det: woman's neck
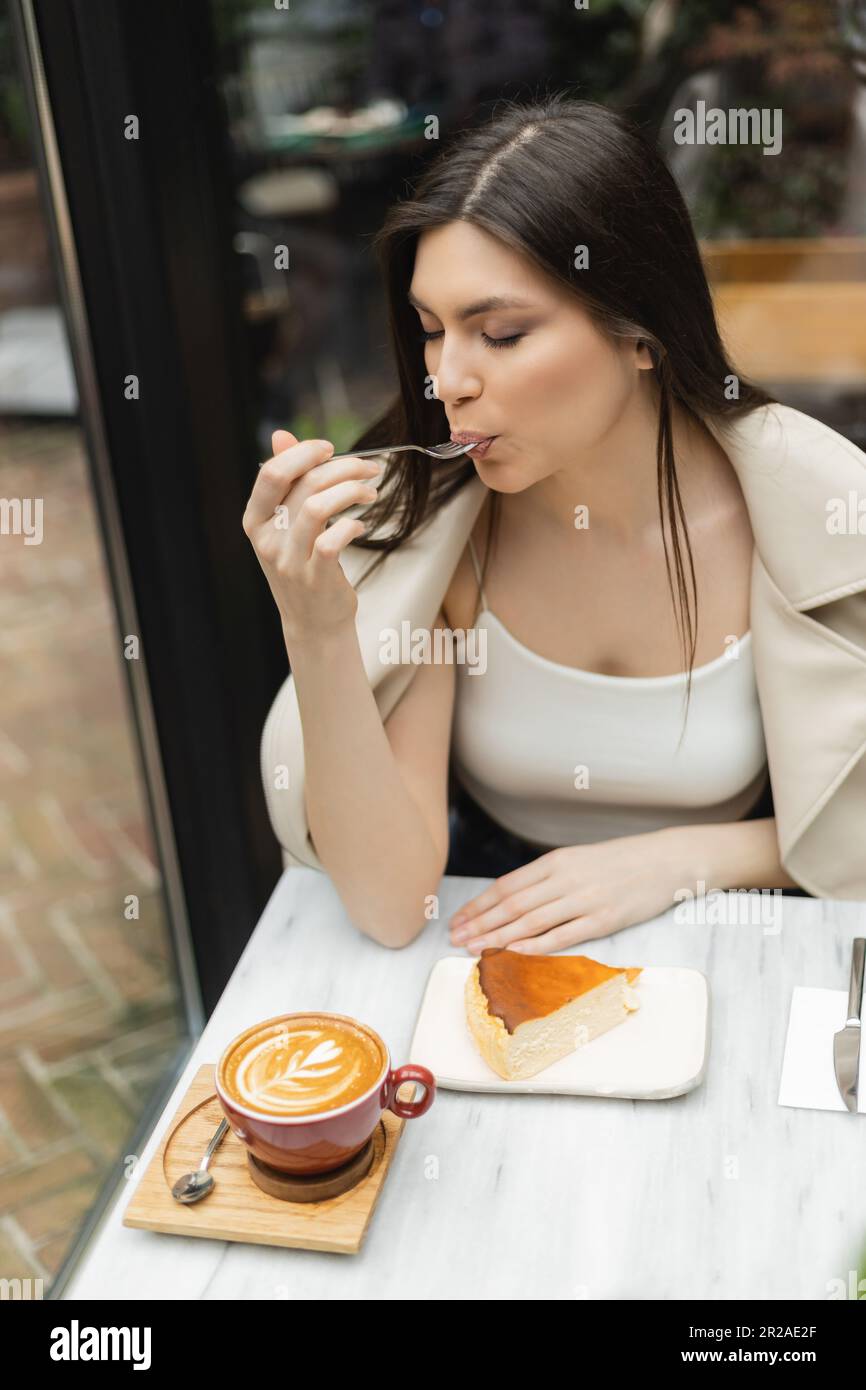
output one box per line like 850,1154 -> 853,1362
503,390 -> 726,549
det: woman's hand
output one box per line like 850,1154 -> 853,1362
242,429 -> 382,645
448,829 -> 685,953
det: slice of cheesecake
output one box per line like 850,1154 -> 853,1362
465,946 -> 642,1081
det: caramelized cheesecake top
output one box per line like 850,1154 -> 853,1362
477,946 -> 642,1034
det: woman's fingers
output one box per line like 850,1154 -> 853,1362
247,439 -> 383,534
272,428 -> 297,453
244,438 -> 335,529
242,431 -> 376,640
294,454 -> 382,504
292,477 -> 379,560
450,854 -> 552,926
451,877 -> 556,940
509,918 -> 603,954
461,898 -> 573,952
310,514 -> 367,565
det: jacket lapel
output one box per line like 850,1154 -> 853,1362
705,404 -> 866,895
343,476 -> 486,722
705,402 -> 866,608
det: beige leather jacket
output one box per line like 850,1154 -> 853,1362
260,403 -> 866,899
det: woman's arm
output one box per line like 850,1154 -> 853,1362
657,816 -> 800,892
243,431 -> 456,947
288,610 -> 455,948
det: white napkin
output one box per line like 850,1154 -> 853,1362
778,986 -> 865,1113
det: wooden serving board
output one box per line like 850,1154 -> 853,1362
122,1064 -> 407,1254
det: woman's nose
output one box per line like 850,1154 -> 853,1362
431,351 -> 481,406
435,380 -> 479,411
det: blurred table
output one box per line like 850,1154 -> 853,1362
703,236 -> 866,384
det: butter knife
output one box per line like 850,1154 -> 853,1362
833,937 -> 865,1112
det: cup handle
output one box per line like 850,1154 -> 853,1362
387,1064 -> 435,1118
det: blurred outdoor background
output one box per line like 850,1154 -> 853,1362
1,0 -> 865,1293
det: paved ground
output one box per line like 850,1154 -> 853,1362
0,420 -> 185,1289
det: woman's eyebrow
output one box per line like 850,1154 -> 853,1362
407,290 -> 535,321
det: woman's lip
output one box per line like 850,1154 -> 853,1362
466,436 -> 497,458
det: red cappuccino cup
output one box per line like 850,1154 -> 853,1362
215,1011 -> 435,1176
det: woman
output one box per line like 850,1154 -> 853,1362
244,95 -> 866,949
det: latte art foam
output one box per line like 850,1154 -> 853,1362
222,1019 -> 385,1117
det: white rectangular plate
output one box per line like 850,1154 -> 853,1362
409,956 -> 710,1100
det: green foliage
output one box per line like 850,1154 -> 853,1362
286,410 -> 367,455
691,138 -> 850,238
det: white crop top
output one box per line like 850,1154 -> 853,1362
450,535 -> 770,848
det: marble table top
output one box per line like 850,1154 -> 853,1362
64,869 -> 866,1300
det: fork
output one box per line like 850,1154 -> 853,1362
258,440 -> 474,469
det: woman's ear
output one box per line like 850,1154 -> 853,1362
634,338 -> 656,370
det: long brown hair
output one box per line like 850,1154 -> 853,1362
349,93 -> 775,732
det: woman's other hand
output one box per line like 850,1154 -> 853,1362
448,829 -> 687,952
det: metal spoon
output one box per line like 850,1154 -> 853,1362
171,1118 -> 230,1203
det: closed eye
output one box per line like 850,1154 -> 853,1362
418,329 -> 524,350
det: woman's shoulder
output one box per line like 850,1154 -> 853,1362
722,401 -> 866,481
718,401 -> 866,613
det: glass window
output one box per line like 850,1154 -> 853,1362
0,0 -> 195,1296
